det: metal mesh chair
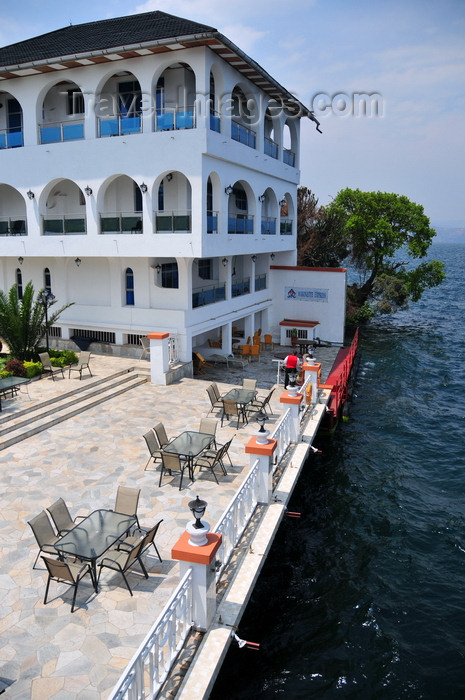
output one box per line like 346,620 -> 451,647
42,556 -> 94,612
97,539 -> 148,596
28,511 -> 59,569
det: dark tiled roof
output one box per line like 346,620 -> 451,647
0,11 -> 217,67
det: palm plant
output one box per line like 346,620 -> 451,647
0,282 -> 72,361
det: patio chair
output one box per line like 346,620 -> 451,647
140,337 -> 150,360
114,485 -> 140,530
47,497 -> 85,535
159,452 -> 189,490
119,519 -> 164,563
197,435 -> 234,470
42,556 -> 94,613
247,388 -> 275,417
39,352 -> 64,380
194,444 -> 227,484
206,385 -> 222,414
28,510 -> 60,569
143,430 -> 163,470
221,399 -> 247,429
153,422 -> 171,449
199,417 -> 218,447
97,538 -> 148,596
193,352 -> 213,375
237,344 -> 251,361
68,351 -> 92,380
249,344 -> 260,363
242,378 -> 257,392
262,334 -> 274,350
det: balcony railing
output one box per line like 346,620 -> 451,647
231,120 -> 256,149
255,273 -> 266,291
210,111 -> 221,133
232,277 -> 250,297
192,283 -> 226,308
97,115 -> 141,138
283,148 -> 296,166
280,218 -> 293,235
0,217 -> 26,235
156,107 -> 195,131
207,211 -> 218,233
261,217 -> 277,235
155,210 -> 191,233
42,214 -> 86,235
264,136 -> 278,159
100,213 -> 143,234
39,120 -> 84,144
0,128 -> 23,149
228,214 -> 254,234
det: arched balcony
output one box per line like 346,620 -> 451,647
154,173 -> 192,234
96,73 -> 142,138
154,63 -> 196,132
0,185 -> 26,235
227,182 -> 254,234
231,86 -> 256,149
99,176 -> 143,234
259,188 -> 278,235
39,81 -> 85,144
41,180 -> 87,235
0,92 -> 23,149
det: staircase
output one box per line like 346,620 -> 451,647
0,367 -> 150,450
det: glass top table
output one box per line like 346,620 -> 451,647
54,509 -> 136,590
163,430 -> 215,481
222,388 -> 256,405
0,376 -> 31,411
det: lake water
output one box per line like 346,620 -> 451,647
211,243 -> 465,699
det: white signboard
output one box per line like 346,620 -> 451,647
285,287 -> 329,302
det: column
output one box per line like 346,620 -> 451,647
147,331 -> 170,384
279,390 -> 304,442
245,437 -> 278,504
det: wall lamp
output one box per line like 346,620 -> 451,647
258,193 -> 266,203
166,173 -> 173,182
279,198 -> 286,207
74,258 -> 81,267
270,253 -> 275,261
84,186 -> 92,196
251,254 -> 257,263
225,185 -> 233,195
222,257 -> 228,267
18,256 -> 23,265
27,190 -> 34,200
140,183 -> 147,193
155,264 -> 161,274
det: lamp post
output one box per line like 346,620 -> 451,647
287,370 -> 298,397
38,290 -> 55,353
187,496 -> 209,546
255,410 -> 270,444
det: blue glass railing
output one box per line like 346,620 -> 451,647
283,148 -> 296,166
231,278 -> 250,297
228,215 -> 254,234
192,284 -> 226,308
255,274 -> 267,291
39,121 -> 84,144
0,129 -> 23,149
261,218 -> 277,235
156,108 -> 195,131
264,137 -> 278,159
231,120 -> 256,149
207,213 -> 218,233
98,116 -> 141,137
210,112 -> 221,132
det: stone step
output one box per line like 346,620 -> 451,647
0,370 -> 149,450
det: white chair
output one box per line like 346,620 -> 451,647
140,337 -> 150,360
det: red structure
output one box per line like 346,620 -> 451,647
319,328 -> 359,433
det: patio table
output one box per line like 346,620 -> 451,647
0,376 -> 31,411
221,388 -> 256,426
54,509 -> 136,591
163,430 -> 215,481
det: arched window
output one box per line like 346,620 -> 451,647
44,267 -> 51,293
16,268 -> 23,300
125,267 -> 134,305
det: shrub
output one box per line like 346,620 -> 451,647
0,370 -> 13,378
23,361 -> 42,378
4,358 -> 27,377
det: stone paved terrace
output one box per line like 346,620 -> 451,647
0,344 -> 338,699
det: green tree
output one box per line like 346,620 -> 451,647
0,282 -> 73,360
327,188 -> 445,320
297,187 -> 349,267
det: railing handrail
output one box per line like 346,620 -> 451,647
269,407 -> 293,470
108,568 -> 193,700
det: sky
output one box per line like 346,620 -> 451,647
1,0 -> 464,228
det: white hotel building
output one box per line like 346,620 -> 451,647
0,11 -> 345,369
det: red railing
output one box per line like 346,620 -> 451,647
322,329 -> 359,425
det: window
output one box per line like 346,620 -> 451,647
44,267 -> 51,293
134,182 -> 142,212
161,262 -> 179,288
158,183 -> 164,211
118,80 -> 142,116
67,89 -> 84,115
16,268 -> 23,300
198,259 -> 212,280
125,267 -> 134,305
234,188 -> 247,211
156,77 -> 165,114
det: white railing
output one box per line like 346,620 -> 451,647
269,408 -> 294,470
214,459 -> 260,581
168,335 -> 179,366
108,568 -> 193,700
298,376 -> 312,421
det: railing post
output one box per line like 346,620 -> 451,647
172,531 -> 222,631
245,438 -> 278,504
279,390 -> 304,442
302,361 -> 321,406
147,332 -> 170,384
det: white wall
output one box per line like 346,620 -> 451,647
268,266 -> 347,345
